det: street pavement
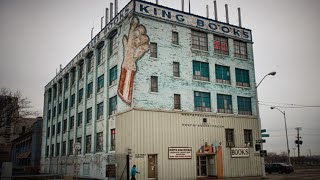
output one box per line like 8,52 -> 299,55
227,168 -> 320,180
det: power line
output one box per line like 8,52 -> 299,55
259,101 -> 320,107
259,103 -> 320,109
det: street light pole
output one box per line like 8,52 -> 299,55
270,107 -> 291,165
255,71 -> 276,177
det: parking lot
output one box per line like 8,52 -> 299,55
228,168 -> 320,180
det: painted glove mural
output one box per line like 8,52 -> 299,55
118,17 -> 150,105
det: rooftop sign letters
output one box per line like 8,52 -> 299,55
135,0 -> 252,41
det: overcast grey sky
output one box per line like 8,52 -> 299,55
1,0 -> 319,155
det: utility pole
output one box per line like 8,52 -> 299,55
295,127 -> 302,158
293,147 -> 296,157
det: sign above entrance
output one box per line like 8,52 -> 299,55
168,147 -> 192,159
231,148 -> 249,158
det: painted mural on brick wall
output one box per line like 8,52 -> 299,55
118,17 -> 150,104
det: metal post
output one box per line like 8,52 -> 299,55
255,85 -> 266,177
206,5 -> 209,18
110,3 -> 114,20
105,8 -> 109,25
115,0 -> 118,15
238,7 -> 242,27
101,16 -> 104,30
214,0 -> 218,20
225,4 -> 229,23
283,111 -> 291,164
182,0 -> 184,12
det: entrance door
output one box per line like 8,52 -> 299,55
197,155 -> 208,176
148,154 -> 157,178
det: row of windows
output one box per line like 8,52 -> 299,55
47,33 -> 118,102
225,129 -> 253,147
173,91 -> 252,115
47,96 -> 117,134
45,128 -> 116,157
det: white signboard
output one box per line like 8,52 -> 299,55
168,147 -> 192,159
231,148 -> 249,158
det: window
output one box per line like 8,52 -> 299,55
58,103 -> 62,115
71,94 -> 75,108
53,106 -> 56,118
58,80 -> 62,95
57,122 -> 61,134
173,62 -> 180,77
97,45 -> 105,65
225,129 -> 234,147
47,109 -> 51,120
86,135 -> 91,153
191,30 -> 208,51
63,119 -> 67,133
65,74 -> 69,90
56,143 -> 60,156
109,96 -> 117,115
217,94 -> 232,114
86,108 -> 92,124
78,89 -> 83,103
215,65 -> 230,84
97,75 -> 104,92
70,116 -> 74,130
47,127 -> 50,138
150,76 -> 158,92
96,132 -> 103,152
244,129 -> 253,147
150,42 -> 157,58
53,84 -> 57,99
236,68 -> 250,87
110,33 -> 118,55
237,96 -> 252,115
111,129 -> 116,151
97,102 -> 104,119
51,144 -> 54,157
79,62 -> 84,79
234,40 -> 248,59
77,112 -> 83,127
77,138 -> 82,154
52,125 -> 55,136
71,69 -> 76,85
87,82 -> 93,98
87,55 -> 94,73
109,66 -> 117,86
174,94 -> 181,109
194,91 -> 211,112
48,89 -> 52,102
62,141 -> 66,156
172,31 -> 179,45
64,98 -> 68,111
46,145 -> 49,157
213,35 -> 229,55
69,139 -> 73,155
193,61 -> 209,81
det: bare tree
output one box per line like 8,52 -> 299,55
0,87 -> 38,129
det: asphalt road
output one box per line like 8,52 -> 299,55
227,168 -> 320,180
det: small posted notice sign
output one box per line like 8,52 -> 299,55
168,147 -> 192,159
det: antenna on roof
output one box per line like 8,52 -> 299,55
181,0 -> 184,12
59,64 -> 62,72
189,0 -> 191,13
156,0 -> 158,5
238,7 -> 242,27
105,8 -> 109,25
214,0 -> 218,20
225,4 -> 229,23
206,5 -> 209,18
115,0 -> 118,15
101,16 -> 104,30
91,27 -> 94,39
110,2 -> 114,20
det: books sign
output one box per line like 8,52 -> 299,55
168,147 -> 192,159
231,148 -> 249,158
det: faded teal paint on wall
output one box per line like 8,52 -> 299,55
132,16 -> 258,116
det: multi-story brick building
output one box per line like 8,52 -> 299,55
41,0 -> 262,179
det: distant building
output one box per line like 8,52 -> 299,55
42,0 -> 262,179
10,117 -> 43,174
0,96 -> 37,167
